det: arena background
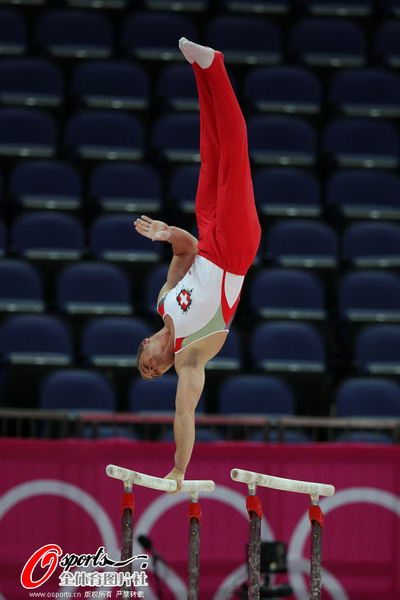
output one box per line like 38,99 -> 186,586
0,0 -> 400,598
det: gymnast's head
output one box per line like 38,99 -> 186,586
137,332 -> 174,380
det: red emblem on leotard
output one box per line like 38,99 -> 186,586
177,288 -> 192,312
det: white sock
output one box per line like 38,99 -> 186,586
179,37 -> 215,69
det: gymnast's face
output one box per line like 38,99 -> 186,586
137,336 -> 174,380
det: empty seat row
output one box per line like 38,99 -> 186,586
0,0 -> 399,18
2,215 -> 400,271
0,108 -> 399,169
30,368 -> 400,442
254,168 -> 400,220
35,369 -> 400,423
3,59 -> 400,123
2,213 -> 163,262
2,258 -> 400,323
1,9 -> 400,66
2,162 -> 400,222
1,313 -> 400,376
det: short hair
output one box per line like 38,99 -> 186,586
136,339 -> 157,380
136,340 -> 145,369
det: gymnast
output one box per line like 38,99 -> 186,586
134,39 -> 261,490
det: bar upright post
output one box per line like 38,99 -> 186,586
246,484 -> 262,600
309,495 -> 324,600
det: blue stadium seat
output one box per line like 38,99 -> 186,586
121,13 -> 197,61
152,114 -> 200,162
342,222 -> 400,268
0,9 -> 26,56
129,374 -> 205,413
168,165 -> 200,213
57,263 -> 133,316
249,429 -> 311,443
222,0 -> 289,14
244,66 -> 321,115
251,321 -> 326,372
375,22 -> 400,68
9,160 -> 81,211
36,10 -> 112,59
339,271 -> 400,323
248,116 -> 316,166
327,170 -> 400,220
64,0 -> 126,7
82,317 -> 151,367
218,375 -> 294,415
144,0 -> 209,12
249,269 -> 326,321
335,431 -> 394,443
0,108 -> 56,158
355,325 -> 400,375
336,378 -> 400,417
300,0 -> 372,17
0,58 -> 62,108
330,69 -> 400,118
90,215 -> 162,263
323,119 -> 399,169
157,64 -> 198,111
205,16 -> 282,65
40,369 -> 115,411
144,264 -> 169,313
71,62 -> 149,111
11,213 -> 84,260
253,168 -> 321,218
206,326 -> 242,370
381,0 -> 400,17
0,219 -> 5,257
0,259 -> 44,314
90,163 -> 162,213
65,111 -> 144,161
0,314 -> 72,365
289,18 -> 366,67
160,428 -> 222,442
1,0 -> 47,4
266,221 -> 338,268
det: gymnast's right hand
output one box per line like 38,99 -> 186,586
134,215 -> 171,242
164,467 -> 184,493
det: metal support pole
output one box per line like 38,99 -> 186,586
309,495 -> 324,600
121,483 -> 134,563
188,492 -> 201,600
120,483 -> 134,592
246,484 -> 262,600
107,465 -> 215,598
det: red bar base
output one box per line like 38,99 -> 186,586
309,504 -> 324,528
188,501 -> 201,523
246,495 -> 263,519
121,491 -> 135,514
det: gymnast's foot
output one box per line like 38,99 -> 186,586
179,37 -> 215,69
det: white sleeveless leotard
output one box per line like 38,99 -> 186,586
157,255 -> 244,354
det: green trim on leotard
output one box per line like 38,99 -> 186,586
180,304 -> 227,349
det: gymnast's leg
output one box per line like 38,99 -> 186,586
181,39 -> 261,276
179,38 -> 220,245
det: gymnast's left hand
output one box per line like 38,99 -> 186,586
134,215 -> 171,242
164,467 -> 184,493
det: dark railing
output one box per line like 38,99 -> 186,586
1,409 -> 399,442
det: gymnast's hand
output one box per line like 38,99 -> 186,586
164,467 -> 184,493
134,215 -> 171,242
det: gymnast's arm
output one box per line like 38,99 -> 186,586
133,215 -> 198,293
175,364 -> 205,470
163,226 -> 198,291
164,350 -> 205,491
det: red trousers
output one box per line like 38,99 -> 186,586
193,52 -> 261,276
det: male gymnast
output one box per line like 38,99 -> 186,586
134,39 -> 261,490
